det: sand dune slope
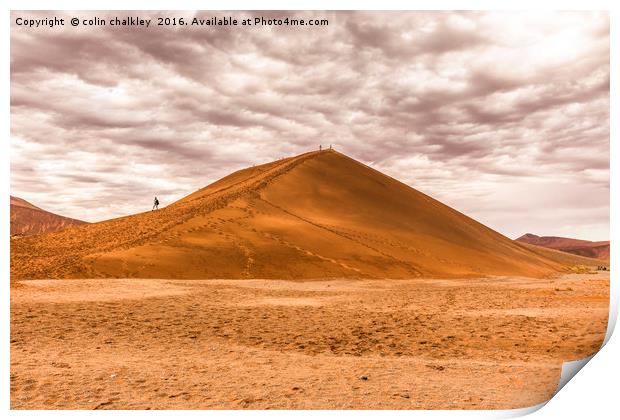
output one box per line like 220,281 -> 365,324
10,150 -> 597,280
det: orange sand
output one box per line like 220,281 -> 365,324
10,272 -> 608,409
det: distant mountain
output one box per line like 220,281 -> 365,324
10,196 -> 87,236
516,233 -> 609,261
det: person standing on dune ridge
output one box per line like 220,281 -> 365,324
153,196 -> 159,211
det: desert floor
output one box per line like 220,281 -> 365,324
10,272 -> 609,409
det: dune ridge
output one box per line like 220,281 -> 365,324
10,150 -> 603,280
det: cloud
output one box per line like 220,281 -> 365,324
10,11 -> 609,240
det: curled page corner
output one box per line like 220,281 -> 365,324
603,284 -> 618,346
493,402 -> 547,418
497,284 -> 617,418
547,287 -> 617,402
555,355 -> 596,395
550,290 -> 617,399
489,355 -> 600,419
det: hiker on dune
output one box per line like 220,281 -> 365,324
153,196 -> 159,211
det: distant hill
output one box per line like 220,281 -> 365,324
516,233 -> 609,261
10,196 -> 87,236
10,150 -> 601,280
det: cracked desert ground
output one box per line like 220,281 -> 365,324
10,272 -> 608,409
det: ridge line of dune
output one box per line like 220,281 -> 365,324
10,151 -> 328,279
172,150 -> 322,218
175,155 -> 300,206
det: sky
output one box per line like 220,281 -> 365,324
10,11 -> 609,240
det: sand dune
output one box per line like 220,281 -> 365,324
10,150 -> 603,280
10,196 -> 86,237
516,233 -> 610,261
10,150 -> 610,410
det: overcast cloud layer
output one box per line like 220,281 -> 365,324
11,11 -> 609,240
